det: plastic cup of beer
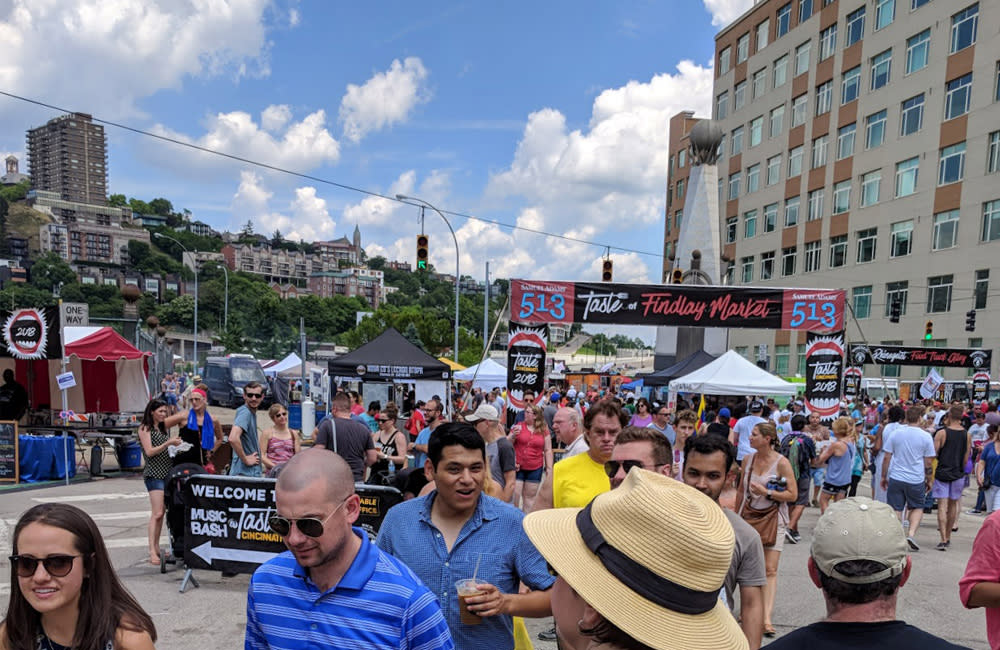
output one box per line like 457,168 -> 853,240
455,578 -> 483,625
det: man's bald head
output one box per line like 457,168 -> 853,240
276,448 -> 355,502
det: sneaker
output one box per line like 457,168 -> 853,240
936,541 -> 948,551
967,509 -> 985,515
906,537 -> 920,551
785,529 -> 798,544
538,626 -> 557,642
792,530 -> 803,543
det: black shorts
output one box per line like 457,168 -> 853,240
822,482 -> 850,495
794,474 -> 811,506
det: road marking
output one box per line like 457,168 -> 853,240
1,510 -> 151,526
32,491 -> 148,503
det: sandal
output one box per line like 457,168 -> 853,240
763,625 -> 776,637
149,555 -> 161,566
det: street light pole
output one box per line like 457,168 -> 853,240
154,233 -> 198,369
396,194 -> 460,362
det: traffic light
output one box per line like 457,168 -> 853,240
671,268 -> 683,284
966,309 -> 977,332
416,234 -> 429,270
924,321 -> 933,340
601,259 -> 613,282
889,299 -> 901,323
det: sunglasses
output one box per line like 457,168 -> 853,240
268,497 -> 349,538
275,412 -> 288,418
603,460 -> 660,478
9,554 -> 81,578
377,418 -> 391,423
245,392 -> 263,399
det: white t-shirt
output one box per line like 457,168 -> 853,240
884,425 -> 936,484
734,415 -> 766,461
970,423 -> 990,445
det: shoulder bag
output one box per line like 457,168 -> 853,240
739,458 -> 780,547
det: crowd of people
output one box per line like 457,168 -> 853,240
5,384 -> 1000,649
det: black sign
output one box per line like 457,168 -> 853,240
843,368 -> 862,400
0,422 -> 17,483
511,280 -> 846,332
804,332 -> 844,420
1,307 -> 61,359
973,372 -> 990,403
507,322 -> 547,421
848,344 -> 991,369
184,475 -> 403,574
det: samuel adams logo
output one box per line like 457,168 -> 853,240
970,351 -> 989,369
850,345 -> 870,366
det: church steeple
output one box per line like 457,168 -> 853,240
353,223 -> 361,250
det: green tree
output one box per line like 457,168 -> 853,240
0,179 -> 30,203
403,322 -> 426,351
149,198 -> 173,216
128,198 -> 153,215
157,294 -> 195,329
217,322 -> 249,354
29,253 -> 76,292
367,255 -> 386,271
108,194 -> 127,207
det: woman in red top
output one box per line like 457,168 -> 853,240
510,404 -> 552,511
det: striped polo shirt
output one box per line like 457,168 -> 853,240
245,527 -> 454,650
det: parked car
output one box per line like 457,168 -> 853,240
203,355 -> 271,408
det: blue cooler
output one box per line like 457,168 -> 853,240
288,404 -> 302,430
117,441 -> 143,471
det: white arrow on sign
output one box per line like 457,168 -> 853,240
191,540 -> 279,565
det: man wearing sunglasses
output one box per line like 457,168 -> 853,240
246,449 -> 454,649
606,426 -> 673,489
229,381 -> 265,477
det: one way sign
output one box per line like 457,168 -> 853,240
61,302 -> 89,326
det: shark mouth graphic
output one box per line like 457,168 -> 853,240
805,397 -> 840,419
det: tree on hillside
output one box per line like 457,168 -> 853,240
128,198 -> 153,215
108,194 -> 127,207
149,198 -> 173,216
29,253 -> 76,292
403,322 -> 426,351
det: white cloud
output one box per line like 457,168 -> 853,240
703,0 -> 754,27
231,170 -> 337,242
260,105 -> 292,132
341,169 -> 450,229
0,0 -> 278,120
339,57 -> 431,143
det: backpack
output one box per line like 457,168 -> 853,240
780,433 -> 813,481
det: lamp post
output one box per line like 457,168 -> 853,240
209,260 -> 229,330
154,232 -> 198,369
396,194 -> 460,363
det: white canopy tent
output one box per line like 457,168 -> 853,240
264,352 -> 302,377
668,350 -> 798,396
454,358 -> 507,390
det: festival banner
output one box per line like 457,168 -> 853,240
804,331 -> 844,419
848,343 -> 991,369
507,322 -> 547,423
511,279 -> 844,332
843,367 -> 862,400
0,307 -> 61,359
973,371 -> 990,403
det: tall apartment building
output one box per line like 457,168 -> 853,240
700,0 -> 999,382
26,113 -> 108,205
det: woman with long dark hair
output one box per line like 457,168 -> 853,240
2,503 -> 157,649
137,398 -> 181,566
628,398 -> 653,428
509,403 -> 552,511
163,383 -> 218,468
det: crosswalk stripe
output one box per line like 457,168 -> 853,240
2,510 -> 151,526
32,492 -> 148,503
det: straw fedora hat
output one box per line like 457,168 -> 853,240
524,468 -> 747,650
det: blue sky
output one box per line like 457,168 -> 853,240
0,0 -> 752,286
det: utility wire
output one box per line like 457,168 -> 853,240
0,90 -> 663,258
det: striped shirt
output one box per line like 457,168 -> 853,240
245,527 -> 454,650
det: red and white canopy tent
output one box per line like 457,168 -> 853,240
0,326 -> 151,414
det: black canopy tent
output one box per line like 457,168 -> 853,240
640,350 -> 718,387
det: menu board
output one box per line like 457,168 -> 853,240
0,421 -> 18,483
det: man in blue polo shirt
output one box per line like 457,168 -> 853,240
245,449 -> 453,649
378,422 -> 554,649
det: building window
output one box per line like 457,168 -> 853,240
764,202 -> 778,232
719,47 -> 732,74
797,343 -> 807,375
678,150 -> 686,167
752,68 -> 767,99
737,33 -> 750,64
741,256 -> 754,283
983,200 -> 1000,242
795,40 -> 812,76
830,235 -> 848,268
729,172 -> 742,200
886,281 -> 909,317
731,126 -> 744,154
761,251 -> 775,280
833,180 -> 851,214
975,269 -> 989,309
890,220 -> 913,257
785,196 -> 801,226
939,142 -> 966,185
837,123 -> 856,159
791,94 -> 808,127
775,344 -> 790,375
676,179 -> 686,199
819,24 -> 837,61
788,145 -> 804,177
777,3 -> 792,38
841,66 -> 861,104
944,73 -> 973,120
932,210 -> 960,250
895,157 -> 919,197
988,131 -> 1000,174
726,216 -> 739,243
782,247 -> 797,276
734,80 -> 747,110
857,228 -> 877,263
927,275 -> 954,312
950,4 -> 979,54
905,29 -> 930,74
853,286 -> 873,318
769,105 -> 785,139
804,240 -> 821,272
812,134 -> 829,168
773,54 -> 788,87
900,94 -> 924,136
995,62 -> 1000,102
749,116 -> 764,147
767,155 -> 782,185
799,0 -> 813,22
861,170 -> 881,207
871,50 -> 892,90
756,19 -> 770,51
808,189 -> 825,221
715,92 -> 728,119
845,7 -> 865,47
912,0 -> 930,9
865,110 -> 887,149
815,81 -> 832,115
875,0 -> 895,31
746,164 -> 761,193
744,210 -> 758,238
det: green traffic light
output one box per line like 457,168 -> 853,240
417,260 -> 427,270
924,333 -> 932,340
